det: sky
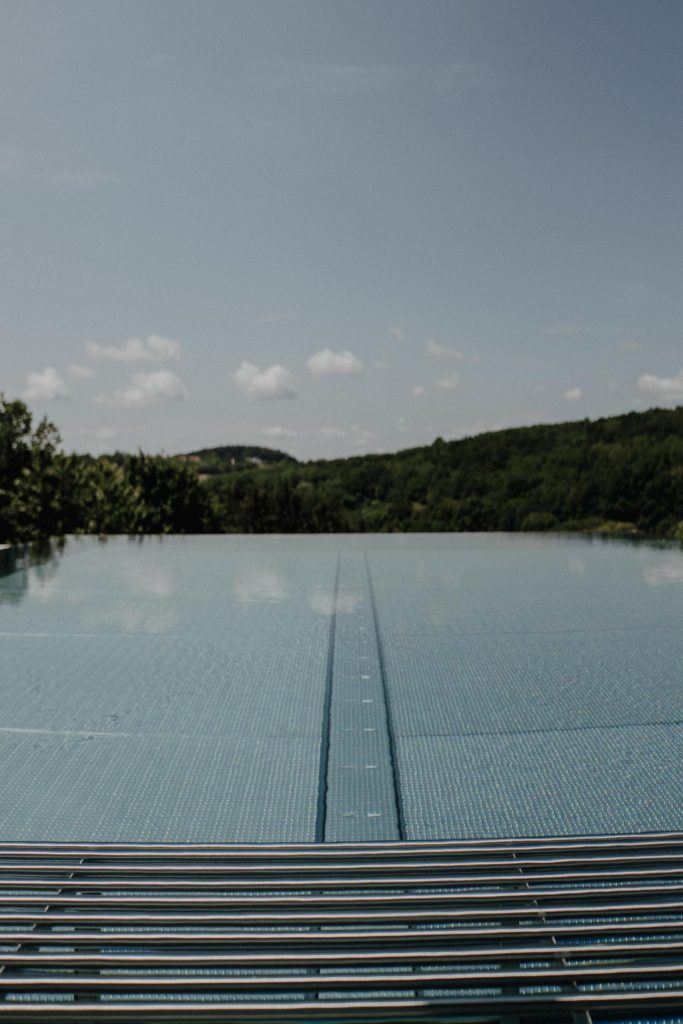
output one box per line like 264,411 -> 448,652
1,0 -> 682,460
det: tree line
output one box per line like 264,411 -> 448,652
0,397 -> 218,541
2,393 -> 683,542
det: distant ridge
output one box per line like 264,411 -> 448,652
4,393 -> 683,541
199,405 -> 683,536
175,445 -> 297,474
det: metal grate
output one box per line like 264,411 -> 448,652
2,833 -> 683,1021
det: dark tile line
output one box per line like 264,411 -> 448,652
399,716 -> 683,743
314,555 -> 340,844
363,553 -> 406,842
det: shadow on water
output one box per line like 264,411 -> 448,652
0,537 -> 66,605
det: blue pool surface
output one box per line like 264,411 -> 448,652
1,533 -> 683,842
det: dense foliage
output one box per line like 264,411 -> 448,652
2,394 -> 683,542
207,409 -> 683,537
0,396 -> 220,541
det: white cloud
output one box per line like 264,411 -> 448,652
391,326 -> 405,342
146,335 -> 181,359
564,387 -> 582,401
96,370 -> 188,406
85,426 -> 118,441
234,361 -> 297,400
86,334 -> 180,362
447,419 -> 504,440
436,373 -> 460,390
426,339 -> 463,359
606,380 -> 621,393
621,339 -> 643,352
320,427 -> 348,438
307,348 -> 363,375
74,425 -> 119,453
412,385 -> 427,396
319,425 -> 380,449
68,364 -> 95,380
543,325 -> 582,337
87,339 -> 145,361
350,426 -> 377,448
22,367 -> 69,401
638,369 -> 683,403
261,426 -> 298,440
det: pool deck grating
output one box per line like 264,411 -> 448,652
2,833 -> 683,1020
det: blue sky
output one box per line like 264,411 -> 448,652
1,0 -> 682,459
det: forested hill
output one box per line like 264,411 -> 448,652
1,394 -> 683,541
175,445 -> 297,474
206,406 -> 683,535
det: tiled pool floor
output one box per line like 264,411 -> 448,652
1,533 -> 683,842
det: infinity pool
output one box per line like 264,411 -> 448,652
1,533 -> 683,842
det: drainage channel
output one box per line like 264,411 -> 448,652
319,551 -> 401,843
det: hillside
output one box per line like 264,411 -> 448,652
2,394 -> 683,540
175,445 -> 297,475
205,406 -> 683,536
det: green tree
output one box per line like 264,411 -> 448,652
0,395 -> 63,542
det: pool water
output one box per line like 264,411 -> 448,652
1,533 -> 682,843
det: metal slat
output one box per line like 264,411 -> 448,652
3,937 -> 683,968
2,831 -> 683,858
4,923 -> 683,945
5,865 -> 683,890
6,834 -> 683,858
6,849 -> 683,871
5,881 -> 683,908
3,992 -> 683,1022
5,960 -> 683,992
3,834 -> 683,1022
1,904 -> 683,927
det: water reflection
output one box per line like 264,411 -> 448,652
0,535 -> 185,633
644,555 -> 683,587
81,603 -> 180,634
234,568 -> 288,605
0,538 -> 66,605
566,557 -> 587,577
308,588 -> 361,616
82,549 -> 180,634
121,559 -> 175,599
